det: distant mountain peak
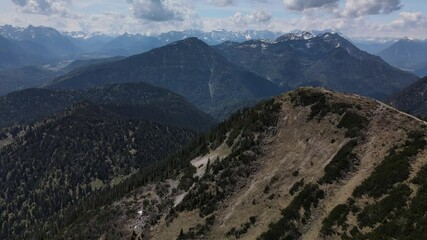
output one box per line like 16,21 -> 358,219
63,31 -> 110,40
177,36 -> 204,44
275,31 -> 315,42
165,37 -> 211,49
379,36 -> 427,73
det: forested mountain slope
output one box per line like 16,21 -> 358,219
388,76 -> 427,118
48,37 -> 282,119
0,82 -> 215,131
0,36 -> 46,69
0,66 -> 56,96
32,88 -> 427,240
215,32 -> 418,99
0,102 -> 196,239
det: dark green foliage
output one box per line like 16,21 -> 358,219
264,185 -> 271,194
176,100 -> 281,217
291,89 -> 357,122
354,164 -> 427,239
337,111 -> 369,138
258,184 -> 325,240
177,166 -> 197,191
412,163 -> 427,186
226,128 -> 241,147
0,82 -> 215,131
388,76 -> 427,118
289,179 -> 305,196
176,215 -> 216,240
321,203 -> 351,236
130,231 -> 137,240
291,90 -> 330,121
0,102 -> 195,240
30,98 -> 281,240
291,90 -> 326,107
320,140 -> 359,184
353,131 -> 426,198
357,184 -> 411,228
270,176 -> 279,184
226,216 -> 258,238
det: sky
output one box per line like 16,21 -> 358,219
0,0 -> 426,39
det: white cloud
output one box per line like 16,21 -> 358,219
390,12 -> 427,28
206,0 -> 236,7
341,0 -> 402,17
368,12 -> 427,38
11,0 -> 71,16
283,0 -> 338,12
126,0 -> 193,22
251,9 -> 272,23
202,9 -> 273,31
2,0 -> 427,40
204,0 -> 271,7
232,9 -> 272,25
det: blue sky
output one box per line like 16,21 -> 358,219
0,0 -> 426,39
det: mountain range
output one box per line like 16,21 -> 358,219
0,35 -> 50,69
378,39 -> 427,76
352,39 -> 395,54
2,24 -> 427,240
0,25 -> 283,72
0,27 -> 421,123
23,88 -> 427,240
0,25 -> 80,60
44,32 -> 419,120
67,29 -> 283,57
215,32 -> 418,100
48,37 -> 282,119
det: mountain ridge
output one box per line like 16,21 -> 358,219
0,82 -> 215,131
48,37 -> 282,119
215,32 -> 418,99
26,88 -> 427,240
0,66 -> 57,96
378,38 -> 427,76
388,76 -> 427,118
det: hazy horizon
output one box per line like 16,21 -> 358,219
0,0 -> 426,39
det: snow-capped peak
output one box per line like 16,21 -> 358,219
276,31 -> 315,42
63,31 -> 111,40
